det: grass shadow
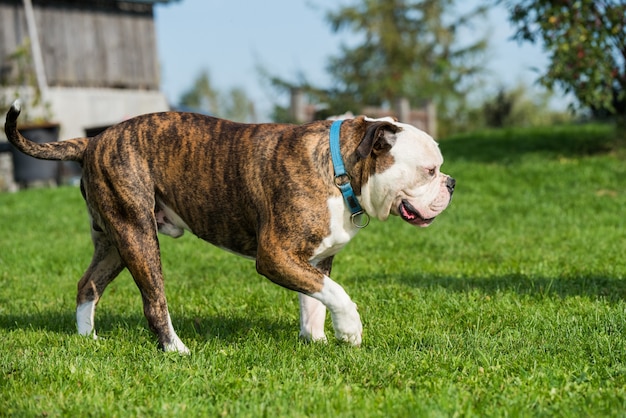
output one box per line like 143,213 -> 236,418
0,307 -> 293,345
371,272 -> 626,302
180,313 -> 294,344
440,124 -> 618,164
0,309 -> 76,334
3,273 -> 624,344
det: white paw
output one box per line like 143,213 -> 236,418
162,314 -> 190,354
299,329 -> 328,343
76,301 -> 97,339
330,302 -> 362,346
298,293 -> 328,343
163,336 -> 190,355
308,276 -> 363,347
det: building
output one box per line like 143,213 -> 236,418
0,0 -> 178,189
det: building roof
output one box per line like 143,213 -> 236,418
3,0 -> 181,4
123,0 -> 181,3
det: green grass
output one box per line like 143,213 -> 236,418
1,123 -> 625,416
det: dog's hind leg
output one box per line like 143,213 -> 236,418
117,227 -> 189,354
101,205 -> 189,354
76,222 -> 125,339
80,162 -> 188,353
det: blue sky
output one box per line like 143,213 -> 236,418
154,0 -> 551,119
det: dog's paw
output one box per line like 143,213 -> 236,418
76,301 -> 98,339
299,330 -> 328,344
162,336 -> 191,355
330,303 -> 363,346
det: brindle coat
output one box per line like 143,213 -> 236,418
5,103 -> 401,351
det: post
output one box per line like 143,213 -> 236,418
394,97 -> 410,123
426,100 -> 437,137
290,88 -> 306,123
22,0 -> 49,101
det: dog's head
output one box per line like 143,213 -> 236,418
352,116 -> 454,227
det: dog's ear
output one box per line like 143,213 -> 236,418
356,120 -> 400,159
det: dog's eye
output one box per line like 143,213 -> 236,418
427,168 -> 436,176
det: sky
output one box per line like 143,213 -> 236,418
153,0 -> 552,120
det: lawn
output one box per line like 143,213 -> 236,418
1,124 -> 625,416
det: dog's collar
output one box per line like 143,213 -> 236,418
329,120 -> 370,228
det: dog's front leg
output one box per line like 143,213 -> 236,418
298,294 -> 328,342
257,244 -> 362,346
299,256 -> 337,342
308,276 -> 362,346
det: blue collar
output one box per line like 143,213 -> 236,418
329,120 -> 370,228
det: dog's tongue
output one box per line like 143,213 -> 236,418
399,201 -> 433,227
400,202 -> 418,221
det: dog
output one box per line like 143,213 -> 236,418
5,100 -> 454,353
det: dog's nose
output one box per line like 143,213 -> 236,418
446,177 -> 456,194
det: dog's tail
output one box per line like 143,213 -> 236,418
4,100 -> 88,162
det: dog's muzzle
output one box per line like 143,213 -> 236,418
398,176 -> 455,227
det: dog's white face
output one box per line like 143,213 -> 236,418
360,120 -> 454,227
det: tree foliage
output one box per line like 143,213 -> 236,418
264,0 -> 488,126
322,0 -> 488,116
179,70 -> 256,122
500,0 -> 626,118
480,83 -> 572,128
179,70 -> 220,115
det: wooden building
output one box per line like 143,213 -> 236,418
0,0 -> 177,136
0,0 -> 178,189
0,0 -> 172,90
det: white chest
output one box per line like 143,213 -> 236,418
310,196 -> 360,264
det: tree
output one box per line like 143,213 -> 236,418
499,0 -> 626,120
322,0 -> 489,118
223,87 -> 256,122
179,70 -> 220,115
480,83 -> 572,128
179,70 -> 256,122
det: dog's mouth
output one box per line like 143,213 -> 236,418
398,200 -> 434,227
